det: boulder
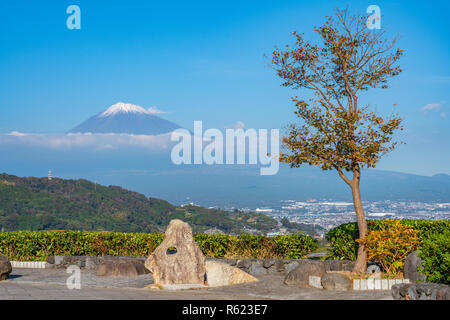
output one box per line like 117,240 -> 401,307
321,273 -> 352,291
404,251 -> 426,283
205,261 -> 258,287
274,260 -> 287,274
285,261 -> 300,273
0,255 -> 12,280
391,283 -> 401,300
392,283 -> 450,300
262,259 -> 275,269
97,259 -> 150,277
284,260 -> 326,287
144,219 -> 206,285
248,261 -> 267,276
324,260 -> 355,272
236,259 -> 252,270
367,264 -> 381,274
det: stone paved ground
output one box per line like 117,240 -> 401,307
0,268 -> 393,300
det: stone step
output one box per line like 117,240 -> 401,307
353,278 -> 410,290
10,261 -> 46,269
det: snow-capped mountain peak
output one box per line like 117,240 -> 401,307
68,102 -> 181,135
100,102 -> 149,117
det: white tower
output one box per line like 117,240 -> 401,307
48,169 -> 52,181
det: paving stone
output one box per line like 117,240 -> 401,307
0,268 -> 393,300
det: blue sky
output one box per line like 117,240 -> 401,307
0,0 -> 449,176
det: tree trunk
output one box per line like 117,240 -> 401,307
351,166 -> 368,273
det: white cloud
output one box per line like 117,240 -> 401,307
0,132 -> 174,150
422,102 -> 447,119
147,106 -> 167,115
8,131 -> 28,137
423,103 -> 443,111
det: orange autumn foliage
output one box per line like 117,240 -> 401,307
356,219 -> 420,276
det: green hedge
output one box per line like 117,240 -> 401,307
325,219 -> 450,261
418,230 -> 450,284
0,231 -> 317,261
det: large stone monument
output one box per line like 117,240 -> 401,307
145,219 -> 206,285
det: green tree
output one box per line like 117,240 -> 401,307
271,8 -> 403,272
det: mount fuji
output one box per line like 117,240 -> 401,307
68,102 -> 181,135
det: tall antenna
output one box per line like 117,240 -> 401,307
48,169 -> 52,181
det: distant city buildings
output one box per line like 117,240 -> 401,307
225,199 -> 450,233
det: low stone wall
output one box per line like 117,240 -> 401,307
45,256 -> 146,270
391,283 -> 450,300
44,256 -> 356,276
211,258 -> 355,276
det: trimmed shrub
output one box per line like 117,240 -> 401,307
418,230 -> 450,284
356,219 -> 420,275
325,222 -> 360,260
0,231 -> 317,261
326,219 -> 450,261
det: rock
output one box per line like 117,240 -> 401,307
324,260 -> 355,272
308,275 -> 323,288
391,284 -> 401,300
248,261 -> 267,276
416,283 -> 426,295
392,283 -> 450,300
404,251 -> 426,283
399,283 -> 410,297
284,260 -> 326,287
228,259 -> 237,266
367,265 -> 381,274
236,259 -> 251,270
418,292 -> 427,300
54,255 -> 65,265
97,259 -> 150,277
321,273 -> 352,291
324,260 -> 340,271
46,256 -> 55,264
144,219 -> 206,285
445,288 -> 450,300
285,261 -> 299,273
86,256 -> 100,270
430,289 -> 437,300
407,286 -> 418,300
262,259 -> 275,269
324,260 -> 338,271
274,260 -> 286,274
367,263 -> 381,279
0,255 -> 12,281
436,287 -> 450,300
205,261 -> 258,287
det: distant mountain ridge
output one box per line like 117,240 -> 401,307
68,102 -> 181,135
112,164 -> 450,207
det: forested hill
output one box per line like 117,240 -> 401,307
0,173 -> 277,234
